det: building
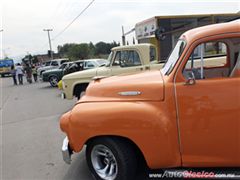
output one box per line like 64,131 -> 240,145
135,13 -> 239,62
35,52 -> 61,64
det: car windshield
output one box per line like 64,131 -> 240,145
161,39 -> 186,75
59,63 -> 68,69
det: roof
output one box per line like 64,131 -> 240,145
51,58 -> 69,61
136,13 -> 239,26
111,43 -> 154,51
181,19 -> 240,43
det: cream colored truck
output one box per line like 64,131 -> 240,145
62,43 -> 163,99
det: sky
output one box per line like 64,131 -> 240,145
0,0 -> 239,60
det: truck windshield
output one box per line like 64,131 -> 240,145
161,39 -> 186,75
106,52 -> 113,67
0,59 -> 14,67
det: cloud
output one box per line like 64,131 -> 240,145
1,0 -> 239,58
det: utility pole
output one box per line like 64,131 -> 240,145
121,26 -> 135,46
43,29 -> 53,59
0,30 -> 3,60
121,26 -> 126,46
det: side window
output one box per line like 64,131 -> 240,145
183,41 -> 228,80
112,50 -> 141,67
76,62 -> 84,70
132,51 -> 141,66
112,51 -> 121,66
85,61 -> 95,68
51,61 -> 59,66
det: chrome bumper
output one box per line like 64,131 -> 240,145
62,137 -> 72,164
61,92 -> 66,99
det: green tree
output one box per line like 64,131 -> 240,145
67,43 -> 90,60
57,41 -> 120,60
88,42 -> 95,57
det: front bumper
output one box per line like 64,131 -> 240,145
62,137 -> 72,164
61,92 -> 66,99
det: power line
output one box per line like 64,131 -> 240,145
52,0 -> 95,41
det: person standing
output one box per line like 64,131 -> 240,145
32,65 -> 38,82
15,63 -> 24,85
10,65 -> 17,85
25,63 -> 32,83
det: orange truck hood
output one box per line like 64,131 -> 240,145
79,70 -> 164,102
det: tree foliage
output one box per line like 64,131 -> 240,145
58,41 -> 120,60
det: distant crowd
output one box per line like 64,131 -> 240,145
11,63 -> 38,85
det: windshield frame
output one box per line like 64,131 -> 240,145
161,39 -> 186,75
59,63 -> 68,69
105,52 -> 113,67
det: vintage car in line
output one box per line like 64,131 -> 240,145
61,43 -> 162,99
37,58 -> 69,77
60,20 -> 240,180
42,59 -> 108,87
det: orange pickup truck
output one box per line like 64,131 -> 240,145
60,20 -> 240,180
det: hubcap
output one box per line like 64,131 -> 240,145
91,145 -> 118,180
50,77 -> 58,86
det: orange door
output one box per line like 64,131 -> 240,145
175,77 -> 240,167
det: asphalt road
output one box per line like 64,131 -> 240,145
1,77 -> 93,180
1,76 -> 239,180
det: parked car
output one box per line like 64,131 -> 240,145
37,58 -> 69,77
61,43 -> 162,99
42,59 -> 108,87
60,20 -> 240,180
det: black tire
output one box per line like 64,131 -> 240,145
49,76 -> 59,87
86,137 -> 137,180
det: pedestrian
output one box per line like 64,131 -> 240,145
15,63 -> 24,85
32,65 -> 38,82
25,63 -> 32,83
10,65 -> 17,85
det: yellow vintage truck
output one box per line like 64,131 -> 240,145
61,43 -> 163,99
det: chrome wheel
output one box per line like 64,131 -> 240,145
49,76 -> 58,87
91,144 -> 118,180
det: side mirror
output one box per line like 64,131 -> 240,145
185,71 -> 196,85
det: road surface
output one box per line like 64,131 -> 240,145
1,77 -> 93,180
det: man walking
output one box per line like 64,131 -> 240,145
10,65 -> 17,85
15,63 -> 24,85
25,63 -> 32,83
